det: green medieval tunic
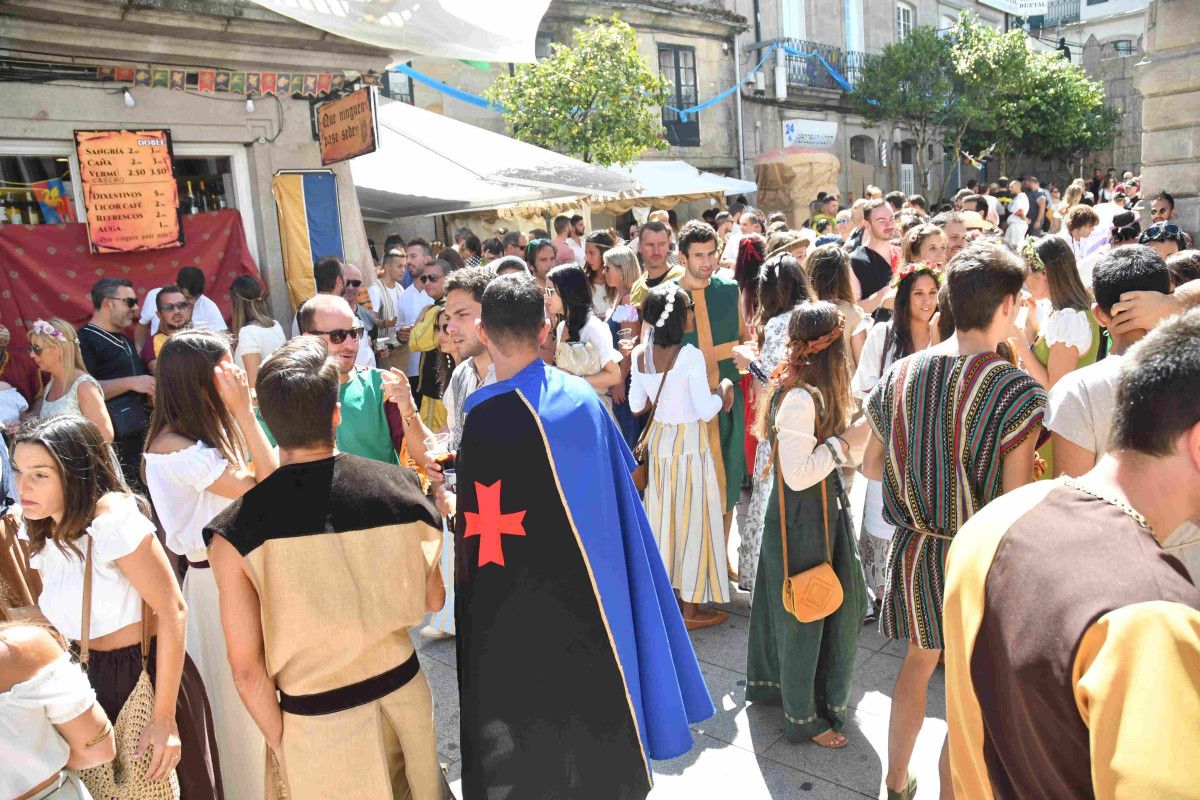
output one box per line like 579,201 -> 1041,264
681,274 -> 746,514
746,388 -> 867,740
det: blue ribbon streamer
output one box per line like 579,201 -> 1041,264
667,43 -> 778,123
391,40 -> 858,124
778,44 -> 857,94
391,63 -> 506,112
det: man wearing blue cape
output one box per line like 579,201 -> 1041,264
454,274 -> 713,799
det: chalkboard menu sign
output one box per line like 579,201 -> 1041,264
74,129 -> 183,254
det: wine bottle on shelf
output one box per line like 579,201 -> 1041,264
183,181 -> 199,215
0,195 -> 8,226
8,194 -> 23,225
216,189 -> 227,210
25,192 -> 40,225
197,180 -> 210,212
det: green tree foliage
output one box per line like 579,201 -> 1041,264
850,25 -> 957,190
852,12 -> 1120,194
977,47 -> 1119,170
484,14 -> 670,165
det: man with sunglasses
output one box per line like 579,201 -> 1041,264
135,266 -> 227,352
268,294 -> 409,465
79,277 -> 156,491
1150,190 -> 1175,224
139,284 -> 193,373
407,260 -> 450,406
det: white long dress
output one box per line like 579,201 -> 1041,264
631,343 -> 728,604
1004,192 -> 1030,247
143,442 -> 265,798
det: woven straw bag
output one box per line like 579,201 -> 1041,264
77,538 -> 180,800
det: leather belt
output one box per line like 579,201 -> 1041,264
278,652 -> 420,716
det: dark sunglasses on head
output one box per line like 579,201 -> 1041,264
345,279 -> 363,288
1144,222 -> 1184,241
419,274 -> 442,284
160,301 -> 191,312
307,327 -> 364,344
529,238 -> 551,248
107,296 -> 137,308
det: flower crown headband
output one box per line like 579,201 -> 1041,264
654,290 -> 678,328
29,319 -> 67,341
891,260 -> 942,286
770,310 -> 847,377
1022,237 -> 1046,273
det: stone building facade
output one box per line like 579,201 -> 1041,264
725,0 -> 1007,207
1136,0 -> 1200,233
399,0 -> 747,174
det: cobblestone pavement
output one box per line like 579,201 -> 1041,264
416,479 -> 948,799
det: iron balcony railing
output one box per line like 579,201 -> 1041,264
781,38 -> 872,92
1028,0 -> 1081,30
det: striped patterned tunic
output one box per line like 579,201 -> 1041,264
865,351 -> 1046,649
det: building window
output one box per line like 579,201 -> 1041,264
895,2 -> 914,41
781,0 -> 807,40
850,135 -> 875,164
938,14 -> 956,35
0,153 -> 76,225
1112,39 -> 1133,56
382,68 -> 414,104
659,45 -> 700,148
174,157 -> 233,214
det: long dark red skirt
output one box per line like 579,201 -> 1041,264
82,639 -> 225,800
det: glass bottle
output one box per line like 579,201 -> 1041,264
197,180 -> 210,212
25,192 -> 40,225
183,180 -> 199,215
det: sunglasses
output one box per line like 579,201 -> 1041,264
419,274 -> 443,284
1144,222 -> 1184,241
28,344 -> 43,356
107,296 -> 138,308
307,327 -> 365,344
345,279 -> 363,289
1150,207 -> 1171,216
438,324 -> 451,334
160,301 -> 191,312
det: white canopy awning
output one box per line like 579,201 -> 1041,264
352,99 -> 640,219
246,0 -> 552,63
604,160 -> 757,201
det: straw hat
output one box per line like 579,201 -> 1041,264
765,229 -> 815,259
960,210 -> 996,230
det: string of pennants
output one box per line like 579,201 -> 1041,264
95,64 -> 374,96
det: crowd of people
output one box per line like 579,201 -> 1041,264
1,175 -> 1199,800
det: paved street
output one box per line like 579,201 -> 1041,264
417,480 -> 949,800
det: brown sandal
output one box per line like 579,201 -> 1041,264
811,729 -> 849,749
682,610 -> 729,631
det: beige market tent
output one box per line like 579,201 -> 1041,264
755,147 -> 841,226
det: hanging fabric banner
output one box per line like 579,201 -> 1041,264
271,170 -> 344,307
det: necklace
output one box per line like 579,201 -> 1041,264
1061,476 -> 1153,534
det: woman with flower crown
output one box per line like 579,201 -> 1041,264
630,284 -> 735,630
745,300 -> 870,747
851,263 -> 941,614
28,318 -> 114,440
